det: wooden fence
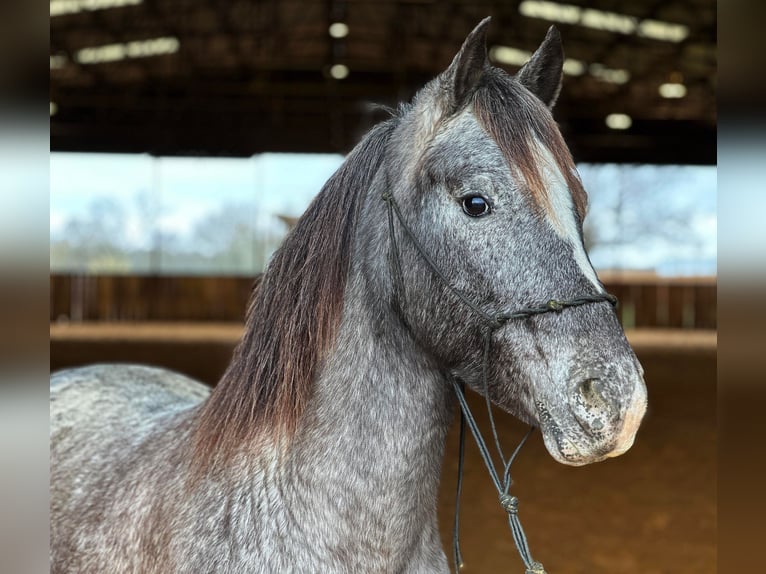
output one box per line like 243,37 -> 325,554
49,273 -> 716,329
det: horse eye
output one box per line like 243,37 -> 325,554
461,195 -> 490,217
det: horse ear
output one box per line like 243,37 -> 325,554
515,26 -> 564,108
441,17 -> 491,112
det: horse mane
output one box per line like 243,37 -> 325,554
193,120 -> 396,469
473,68 -> 588,222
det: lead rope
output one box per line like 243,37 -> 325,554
450,367 -> 544,573
381,192 -> 617,574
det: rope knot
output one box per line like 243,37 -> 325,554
381,191 -> 392,202
546,299 -> 564,311
499,494 -> 518,514
525,562 -> 547,574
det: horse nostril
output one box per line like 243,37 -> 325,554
578,378 -> 604,407
572,377 -> 619,433
590,418 -> 604,431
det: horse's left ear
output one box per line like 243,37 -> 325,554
440,17 -> 491,113
516,26 -> 564,109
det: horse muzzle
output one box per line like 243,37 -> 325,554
536,370 -> 647,466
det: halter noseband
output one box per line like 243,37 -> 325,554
382,191 -> 617,574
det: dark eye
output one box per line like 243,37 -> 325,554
461,195 -> 490,217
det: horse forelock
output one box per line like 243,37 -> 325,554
473,69 -> 587,224
192,120 -> 397,471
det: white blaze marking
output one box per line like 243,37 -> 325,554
532,139 -> 603,290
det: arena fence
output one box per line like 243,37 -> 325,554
49,273 -> 716,330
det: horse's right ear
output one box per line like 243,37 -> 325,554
440,17 -> 491,113
515,26 -> 564,108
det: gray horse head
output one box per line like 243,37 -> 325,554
371,18 -> 647,466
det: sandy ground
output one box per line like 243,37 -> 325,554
436,350 -> 716,574
50,324 -> 716,573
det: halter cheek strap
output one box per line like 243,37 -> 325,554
382,191 -> 617,574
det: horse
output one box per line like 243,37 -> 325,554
50,18 -> 647,574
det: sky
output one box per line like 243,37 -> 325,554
50,152 -> 345,243
50,152 -> 717,276
577,162 -> 717,274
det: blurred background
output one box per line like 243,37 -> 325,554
48,2 -> 716,573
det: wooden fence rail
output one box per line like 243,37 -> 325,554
50,273 -> 717,329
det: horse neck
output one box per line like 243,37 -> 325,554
280,267 -> 454,562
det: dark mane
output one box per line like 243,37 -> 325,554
473,68 -> 588,221
193,120 -> 396,468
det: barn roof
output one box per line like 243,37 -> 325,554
50,0 -> 716,164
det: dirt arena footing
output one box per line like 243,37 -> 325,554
50,324 -> 715,573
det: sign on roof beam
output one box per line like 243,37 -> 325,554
51,0 -> 143,18
519,1 -> 689,43
75,37 -> 179,65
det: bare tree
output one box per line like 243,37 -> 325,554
579,164 -> 713,271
